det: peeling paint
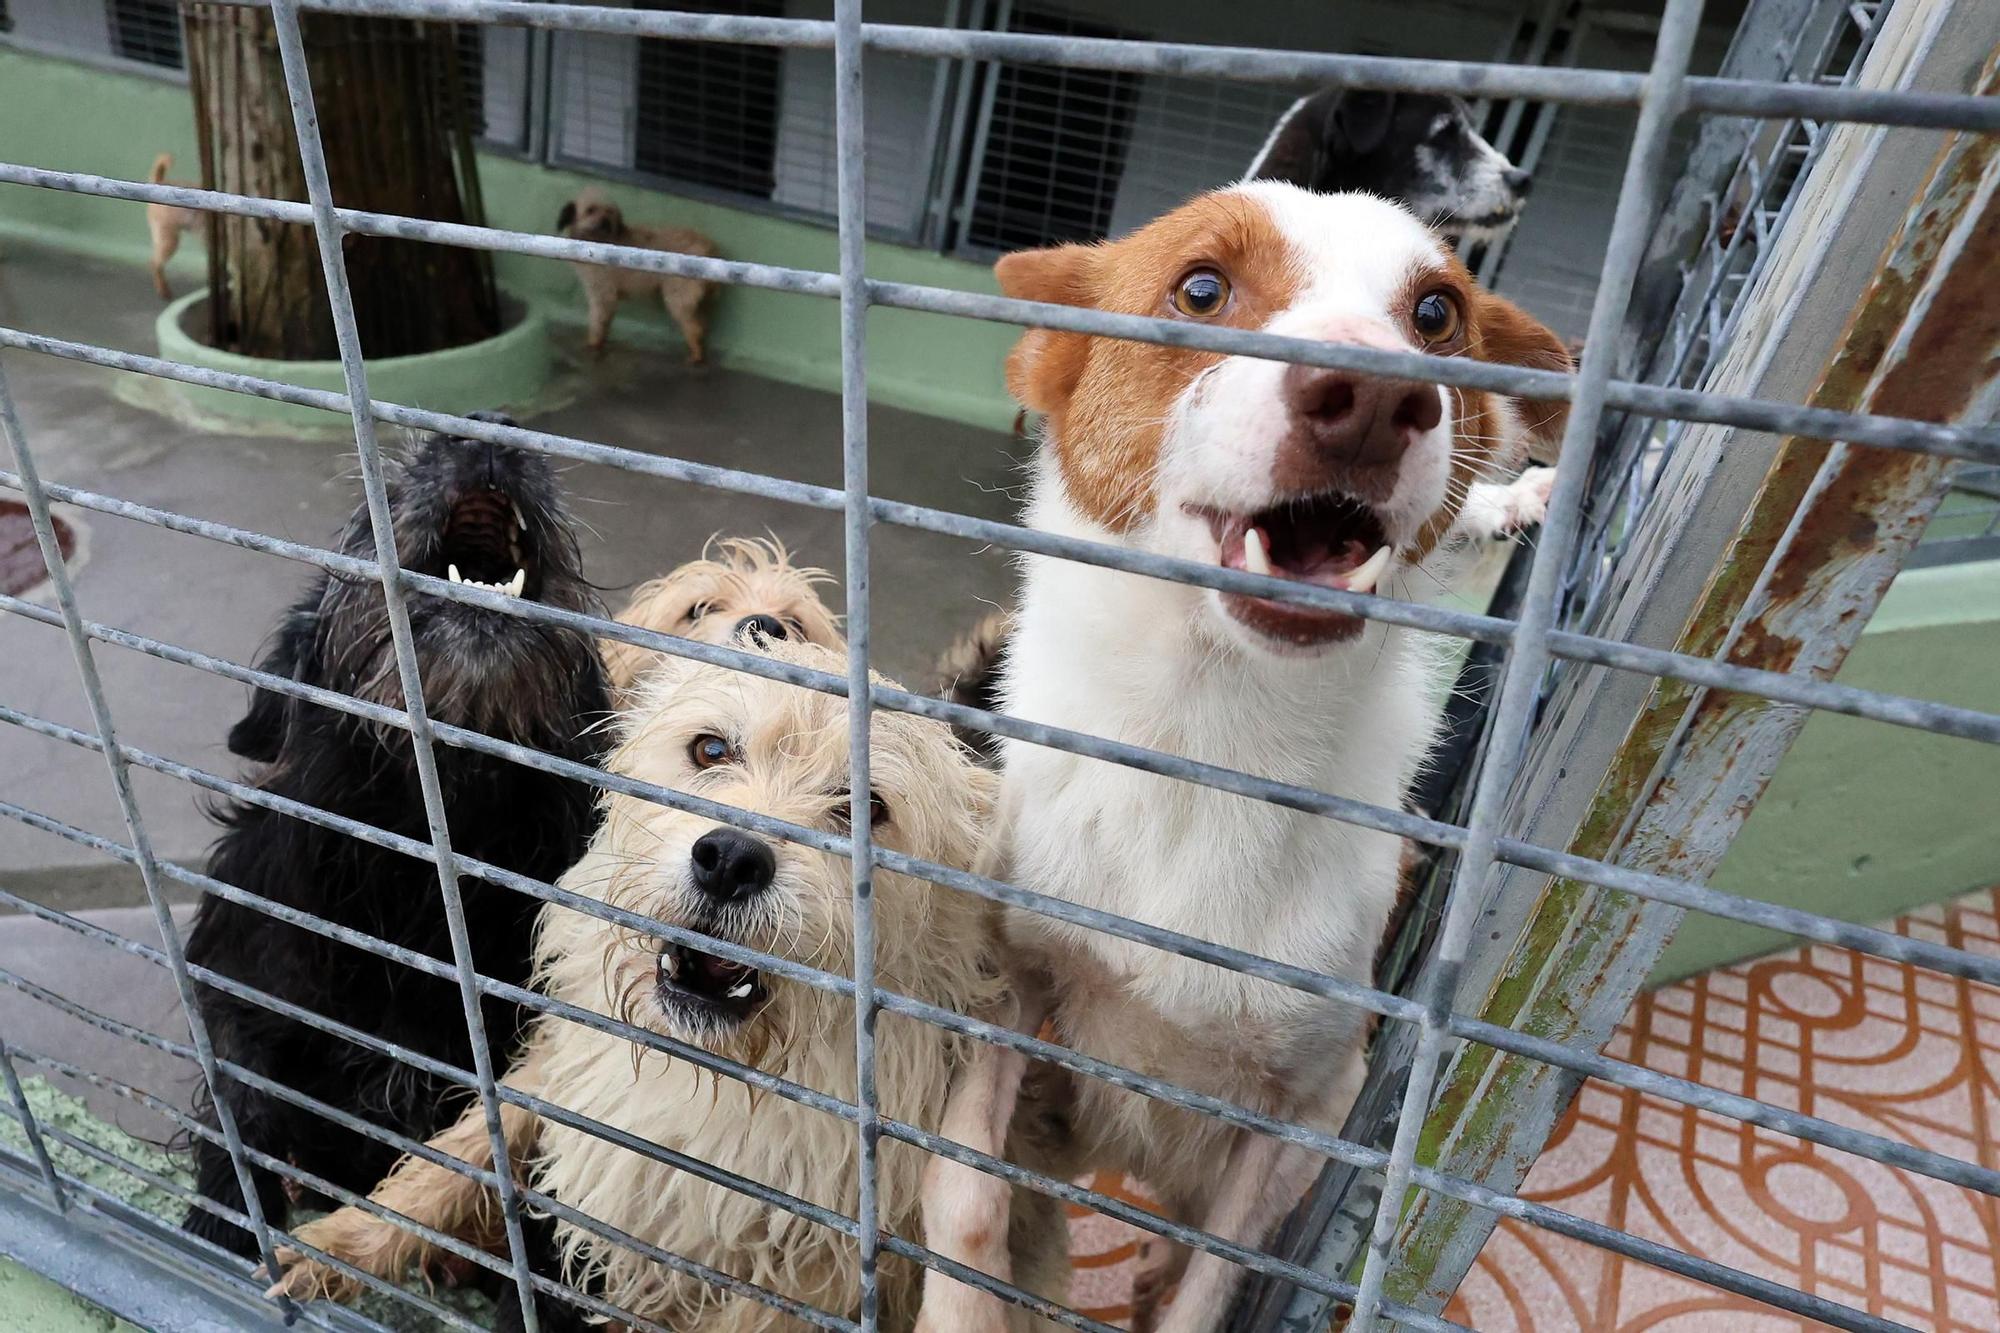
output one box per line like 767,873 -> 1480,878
1385,44 -> 2000,1314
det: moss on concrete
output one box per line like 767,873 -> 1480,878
1,1077 -> 496,1331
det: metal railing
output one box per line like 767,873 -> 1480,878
0,1 -> 1996,1331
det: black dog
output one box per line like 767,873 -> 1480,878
1246,88 -> 1531,242
181,415 -> 610,1258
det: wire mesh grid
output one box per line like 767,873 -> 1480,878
0,2 -> 1995,1332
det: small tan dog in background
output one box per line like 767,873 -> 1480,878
265,642 -> 1068,1332
603,536 -> 844,703
556,187 -> 719,365
146,153 -> 207,301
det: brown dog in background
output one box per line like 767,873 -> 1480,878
556,187 -> 719,365
146,153 -> 207,301
602,536 -> 843,704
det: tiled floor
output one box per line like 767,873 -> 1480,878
1447,886 -> 2000,1331
1060,888 -> 2000,1330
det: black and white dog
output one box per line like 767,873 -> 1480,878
1246,89 -> 1531,243
181,416 -> 610,1258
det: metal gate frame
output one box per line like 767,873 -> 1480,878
0,2 -> 1996,1332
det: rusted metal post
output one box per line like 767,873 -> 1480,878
1371,14 -> 2000,1317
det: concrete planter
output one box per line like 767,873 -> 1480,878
154,292 -> 552,430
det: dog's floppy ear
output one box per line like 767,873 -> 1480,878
228,603 -> 320,763
994,243 -> 1098,417
1472,291 -> 1572,464
1325,90 -> 1394,159
556,201 -> 576,234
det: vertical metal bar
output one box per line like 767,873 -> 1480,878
1344,2 -> 1706,1330
0,1036 -> 67,1212
0,359 -> 291,1295
833,0 -> 882,1327
263,4 -> 541,1328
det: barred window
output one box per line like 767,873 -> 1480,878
106,0 -> 180,69
959,6 -> 1143,253
633,0 -> 785,197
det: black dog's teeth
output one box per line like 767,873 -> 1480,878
443,489 -> 531,595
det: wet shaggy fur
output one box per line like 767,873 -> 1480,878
268,644 -> 1069,1331
180,417 -> 611,1258
603,536 -> 844,704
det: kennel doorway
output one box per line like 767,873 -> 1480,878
2,0 -> 1999,1331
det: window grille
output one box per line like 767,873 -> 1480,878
106,0 -> 182,69
956,5 -> 1144,253
634,0 -> 785,197
0,3 -> 1997,1333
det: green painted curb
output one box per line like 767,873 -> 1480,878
153,290 -> 554,429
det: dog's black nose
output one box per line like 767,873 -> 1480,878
1504,167 -> 1532,196
688,829 -> 775,902
735,613 -> 789,646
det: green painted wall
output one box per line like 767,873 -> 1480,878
0,46 -> 1019,432
1652,559 -> 2000,983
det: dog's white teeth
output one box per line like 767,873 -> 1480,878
506,568 -> 526,597
515,508 -> 528,532
447,563 -> 463,584
1345,545 -> 1393,595
1242,526 -> 1272,577
726,980 -> 753,1000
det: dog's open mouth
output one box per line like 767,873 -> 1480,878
656,943 -> 765,1027
1190,492 -> 1392,647
440,489 -> 538,600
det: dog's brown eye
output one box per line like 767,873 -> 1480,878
689,734 -> 734,769
1171,269 -> 1231,318
829,791 -> 891,830
686,601 -> 713,622
1413,291 -> 1464,345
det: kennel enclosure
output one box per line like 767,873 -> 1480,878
1,0 -> 1999,1330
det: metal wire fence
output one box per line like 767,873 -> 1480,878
0,1 -> 1997,1331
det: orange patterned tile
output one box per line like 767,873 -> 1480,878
1447,887 -> 2000,1332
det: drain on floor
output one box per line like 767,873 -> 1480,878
1,498 -> 77,597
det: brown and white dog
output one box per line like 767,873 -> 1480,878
557,187 -> 719,365
603,536 -> 845,704
917,183 -> 1568,1332
146,153 -> 207,301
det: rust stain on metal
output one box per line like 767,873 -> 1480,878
1389,55 -> 2000,1316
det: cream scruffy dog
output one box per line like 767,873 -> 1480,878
918,183 -> 1569,1332
557,187 -> 719,365
267,642 -> 1067,1331
603,536 -> 844,704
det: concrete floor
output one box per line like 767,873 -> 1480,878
0,240 -> 1026,1133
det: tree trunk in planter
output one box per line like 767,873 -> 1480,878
183,4 -> 499,360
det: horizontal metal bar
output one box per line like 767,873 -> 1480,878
188,0 -> 2000,130
9,638 -> 2000,1190
10,768 -> 1996,1258
5,791 -> 1991,1333
0,957 -> 858,1332
864,996 -> 1921,1333
7,344 -> 2000,754
0,918 -> 1167,1332
4,180 -> 1998,465
14,506 -> 1995,1001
